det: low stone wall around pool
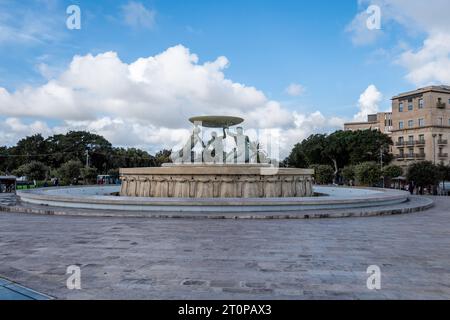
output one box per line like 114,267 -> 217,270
119,165 -> 315,198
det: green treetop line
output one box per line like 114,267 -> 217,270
1,129 -> 449,192
0,131 -> 171,183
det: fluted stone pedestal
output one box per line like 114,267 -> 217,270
119,165 -> 314,198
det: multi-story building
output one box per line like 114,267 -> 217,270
344,112 -> 393,135
391,86 -> 450,167
343,85 -> 450,168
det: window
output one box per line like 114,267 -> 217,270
408,120 -> 414,128
399,121 -> 404,129
419,98 -> 424,109
418,118 -> 425,127
408,148 -> 414,157
438,117 -> 443,126
419,134 -> 425,143
408,99 -> 413,111
399,102 -> 404,112
408,135 -> 414,145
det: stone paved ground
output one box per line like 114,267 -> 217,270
0,196 -> 449,299
0,194 -> 16,206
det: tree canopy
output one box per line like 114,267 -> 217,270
285,130 -> 393,180
407,161 -> 440,188
0,131 -> 169,180
354,161 -> 382,186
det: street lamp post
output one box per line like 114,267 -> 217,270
85,150 -> 89,167
432,134 -> 437,164
380,146 -> 385,188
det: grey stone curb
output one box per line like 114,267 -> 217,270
0,196 -> 434,220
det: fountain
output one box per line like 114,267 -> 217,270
119,116 -> 314,198
12,116 -> 421,218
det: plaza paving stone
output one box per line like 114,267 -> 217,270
0,195 -> 450,299
0,194 -> 16,207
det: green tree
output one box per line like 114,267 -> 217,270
310,164 -> 334,185
436,163 -> 450,191
354,162 -> 382,186
284,130 -> 393,177
57,160 -> 83,185
80,166 -> 98,184
347,130 -> 393,165
154,149 -> 172,166
285,144 -> 307,168
107,168 -> 120,181
323,130 -> 354,182
382,165 -> 403,179
341,165 -> 355,185
5,134 -> 51,170
286,134 -> 327,168
12,161 -> 49,181
110,147 -> 156,168
407,161 -> 439,189
1,131 -> 168,177
46,131 -> 113,172
0,146 -> 11,173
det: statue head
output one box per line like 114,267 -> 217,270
211,131 -> 217,138
236,127 -> 243,135
193,126 -> 201,134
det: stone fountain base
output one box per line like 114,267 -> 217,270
119,165 -> 314,198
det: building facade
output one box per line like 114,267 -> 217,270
391,86 -> 450,167
344,112 -> 393,135
344,85 -> 450,168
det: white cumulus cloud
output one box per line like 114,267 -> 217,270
0,45 -> 345,157
346,9 -> 383,46
285,83 -> 305,97
347,0 -> 450,86
397,32 -> 450,86
353,84 -> 382,121
121,1 -> 156,30
0,118 -> 53,146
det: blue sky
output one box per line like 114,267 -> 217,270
0,0 -> 448,153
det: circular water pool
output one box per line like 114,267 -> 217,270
16,185 -> 409,213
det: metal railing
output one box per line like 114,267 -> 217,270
395,153 -> 426,160
395,141 -> 416,147
437,102 -> 446,109
415,140 -> 426,145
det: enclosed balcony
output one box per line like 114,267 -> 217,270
415,153 -> 426,160
437,101 -> 446,109
415,140 -> 426,146
395,141 -> 415,147
396,153 -> 426,160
